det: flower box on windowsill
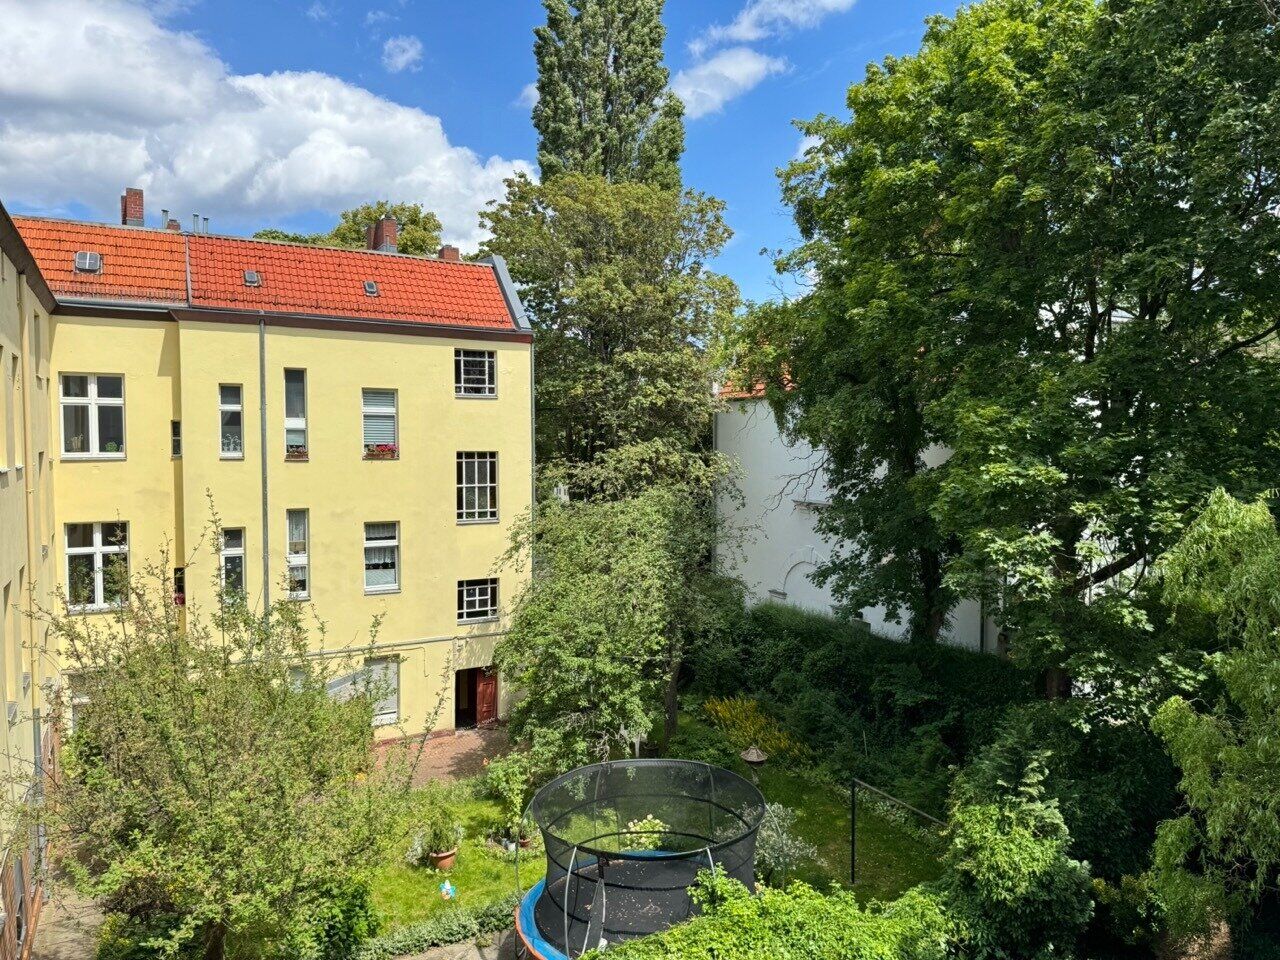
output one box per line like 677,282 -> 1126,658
285,447 -> 309,462
364,444 -> 398,461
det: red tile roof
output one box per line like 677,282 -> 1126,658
187,235 -> 513,329
14,217 -> 187,304
11,217 -> 519,331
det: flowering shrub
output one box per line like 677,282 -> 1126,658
624,814 -> 670,851
703,696 -> 805,761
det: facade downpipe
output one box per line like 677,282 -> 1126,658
258,315 -> 270,616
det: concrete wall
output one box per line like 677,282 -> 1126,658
49,311 -> 532,737
715,397 -> 994,652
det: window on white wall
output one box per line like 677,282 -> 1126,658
286,509 -> 309,599
220,528 -> 246,595
219,385 -> 243,459
457,577 -> 499,623
65,522 -> 129,610
363,522 -> 399,593
285,369 -> 307,460
365,657 -> 400,725
362,389 -> 397,459
456,452 -> 498,522
60,374 -> 125,458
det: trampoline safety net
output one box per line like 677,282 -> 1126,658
525,759 -> 765,957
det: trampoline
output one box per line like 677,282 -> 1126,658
515,759 -> 765,959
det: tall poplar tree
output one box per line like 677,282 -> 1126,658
532,0 -> 685,190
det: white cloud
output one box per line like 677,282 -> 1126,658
365,9 -> 392,27
0,0 -> 530,249
696,0 -> 857,51
516,83 -> 539,109
672,47 -> 787,119
306,2 -> 335,23
794,133 -> 821,160
381,34 -> 423,73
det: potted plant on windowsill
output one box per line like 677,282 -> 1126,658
285,445 -> 308,461
364,443 -> 398,461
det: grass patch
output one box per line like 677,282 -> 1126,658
369,784 -> 544,930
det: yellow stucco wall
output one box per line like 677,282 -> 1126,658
0,246 -> 57,805
49,311 -> 531,738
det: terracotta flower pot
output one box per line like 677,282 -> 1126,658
519,837 -> 532,849
429,848 -> 458,871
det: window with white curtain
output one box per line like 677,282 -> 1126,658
286,509 -> 309,599
365,656 -> 400,725
362,389 -> 397,459
60,374 -> 125,457
65,522 -> 129,610
363,522 -> 399,593
285,369 -> 307,460
456,452 -> 498,522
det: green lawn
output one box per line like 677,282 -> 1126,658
370,730 -> 942,932
369,786 -> 545,930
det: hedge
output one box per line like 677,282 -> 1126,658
352,892 -> 520,960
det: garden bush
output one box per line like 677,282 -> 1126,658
585,872 -> 954,960
663,718 -> 738,768
693,603 -> 1035,814
352,892 -> 520,960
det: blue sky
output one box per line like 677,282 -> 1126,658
0,0 -> 957,303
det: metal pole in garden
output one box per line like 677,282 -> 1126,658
850,779 -> 857,886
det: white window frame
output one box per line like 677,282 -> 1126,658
220,528 -> 246,595
64,522 -> 129,612
454,349 -> 497,398
363,522 -> 400,595
456,452 -> 498,523
284,369 -> 308,460
457,577 -> 499,623
361,388 -> 398,459
365,656 -> 400,726
59,373 -> 125,459
219,384 -> 244,460
286,509 -> 309,600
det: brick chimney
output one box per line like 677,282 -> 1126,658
166,218 -> 182,232
120,187 -> 144,227
437,244 -> 461,262
367,216 -> 398,252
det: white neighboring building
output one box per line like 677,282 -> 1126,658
714,390 -> 998,653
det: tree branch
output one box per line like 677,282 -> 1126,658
1072,548 -> 1144,593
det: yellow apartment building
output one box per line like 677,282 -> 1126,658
0,203 -> 59,960
1,188 -> 532,778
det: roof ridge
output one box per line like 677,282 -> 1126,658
193,232 -> 493,267
11,213 -> 183,238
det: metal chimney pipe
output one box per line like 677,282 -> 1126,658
161,208 -> 169,224
202,217 -> 209,234
192,213 -> 199,233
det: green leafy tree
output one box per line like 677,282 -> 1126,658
29,547 -> 425,960
749,0 -> 1280,659
1151,489 -> 1280,938
254,201 -> 443,255
495,483 -> 736,772
481,172 -> 736,492
533,0 -> 684,190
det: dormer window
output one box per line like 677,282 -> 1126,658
364,280 -> 379,297
74,251 -> 102,274
243,270 -> 262,287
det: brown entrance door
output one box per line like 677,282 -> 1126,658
476,668 -> 498,726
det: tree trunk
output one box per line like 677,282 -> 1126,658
912,546 -> 947,643
204,923 -> 227,960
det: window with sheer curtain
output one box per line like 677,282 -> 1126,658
363,521 -> 399,593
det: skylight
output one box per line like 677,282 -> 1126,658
243,270 -> 262,287
364,280 -> 379,297
74,251 -> 102,274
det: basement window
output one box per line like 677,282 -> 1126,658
74,251 -> 102,274
243,270 -> 262,287
363,280 -> 379,297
